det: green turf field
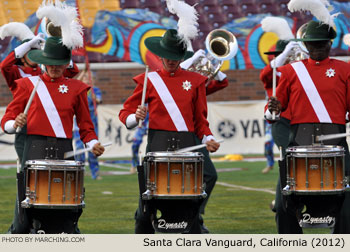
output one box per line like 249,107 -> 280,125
0,158 -> 331,234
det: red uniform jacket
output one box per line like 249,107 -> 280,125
119,68 -> 213,140
206,78 -> 228,95
1,73 -> 97,143
276,58 -> 350,125
260,64 -> 291,120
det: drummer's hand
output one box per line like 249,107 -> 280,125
14,113 -> 27,129
206,139 -> 220,153
268,96 -> 282,114
135,105 -> 147,122
92,143 -> 105,157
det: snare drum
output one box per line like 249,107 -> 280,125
21,160 -> 85,209
142,152 -> 206,199
285,145 -> 346,195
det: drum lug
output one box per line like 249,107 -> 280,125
282,185 -> 292,195
149,182 -> 156,192
21,197 -> 31,208
26,188 -> 36,202
142,190 -> 153,200
345,177 -> 350,191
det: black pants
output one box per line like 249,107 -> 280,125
14,126 -> 27,162
275,123 -> 350,233
135,130 -> 203,234
194,136 -> 217,215
8,135 -> 82,234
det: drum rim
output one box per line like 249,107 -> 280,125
286,145 -> 345,153
146,151 -> 204,157
25,159 -> 85,166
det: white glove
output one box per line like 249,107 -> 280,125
214,71 -> 227,81
28,33 -> 45,49
180,49 -> 206,69
14,33 -> 45,58
270,41 -> 299,68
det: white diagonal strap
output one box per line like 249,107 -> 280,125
148,72 -> 188,131
291,61 -> 332,123
18,68 -> 32,78
28,76 -> 67,138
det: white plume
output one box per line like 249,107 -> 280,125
261,17 -> 294,40
166,0 -> 199,48
36,0 -> 83,49
343,34 -> 350,47
0,22 -> 35,41
288,0 -> 337,27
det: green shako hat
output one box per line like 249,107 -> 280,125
264,40 -> 289,55
27,36 -> 71,65
183,50 -> 194,61
145,29 -> 187,61
293,20 -> 336,42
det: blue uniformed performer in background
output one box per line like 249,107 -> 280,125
73,70 -> 102,180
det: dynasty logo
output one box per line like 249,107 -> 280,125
157,219 -> 188,230
299,213 -> 335,225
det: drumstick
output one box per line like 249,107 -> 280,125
16,78 -> 41,133
138,149 -> 142,166
175,139 -> 224,153
64,142 -> 112,159
138,65 -> 149,127
316,132 -> 350,142
272,59 -> 277,120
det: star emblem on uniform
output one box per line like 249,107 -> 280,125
325,68 -> 336,78
182,80 -> 192,91
58,84 -> 68,94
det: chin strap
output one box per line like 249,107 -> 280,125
22,56 -> 38,68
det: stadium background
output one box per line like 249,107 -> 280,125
0,0 -> 349,158
0,0 -> 349,235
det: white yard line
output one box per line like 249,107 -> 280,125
216,181 -> 276,195
100,162 -> 130,170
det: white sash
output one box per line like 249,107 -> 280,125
291,62 -> 332,123
28,76 -> 67,138
18,68 -> 32,78
147,72 -> 188,131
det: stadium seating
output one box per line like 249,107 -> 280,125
100,0 -> 121,11
140,0 -> 161,8
240,4 -> 261,17
260,3 -> 281,15
0,0 -> 340,58
119,0 -> 140,9
1,0 -> 27,23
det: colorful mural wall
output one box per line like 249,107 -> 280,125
0,0 -> 349,70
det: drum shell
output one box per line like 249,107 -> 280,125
22,159 -> 85,209
286,145 -> 345,194
143,152 -> 206,199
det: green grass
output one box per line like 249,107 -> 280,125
0,159 -> 331,234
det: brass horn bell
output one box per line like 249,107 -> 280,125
46,18 -> 62,37
187,29 -> 238,80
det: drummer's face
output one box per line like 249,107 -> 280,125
162,58 -> 181,73
46,64 -> 68,78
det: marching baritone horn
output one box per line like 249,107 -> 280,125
288,23 -> 309,63
45,17 -> 62,37
187,29 -> 238,80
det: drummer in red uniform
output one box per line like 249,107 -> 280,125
119,29 -> 220,233
0,22 -> 80,163
1,36 -> 105,234
267,20 -> 350,233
